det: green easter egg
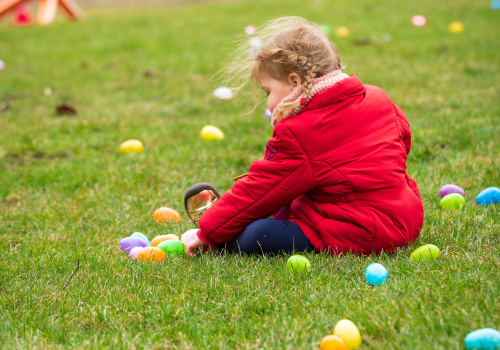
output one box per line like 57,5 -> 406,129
440,193 -> 465,209
157,240 -> 186,256
286,255 -> 311,273
410,244 -> 440,261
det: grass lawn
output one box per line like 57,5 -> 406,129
0,0 -> 499,348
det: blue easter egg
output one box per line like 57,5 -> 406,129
365,263 -> 388,286
476,187 -> 500,206
491,0 -> 500,10
131,232 -> 150,246
465,328 -> 500,350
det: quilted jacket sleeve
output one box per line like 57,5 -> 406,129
197,123 -> 314,246
394,103 -> 412,155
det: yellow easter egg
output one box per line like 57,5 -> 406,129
151,234 -> 180,247
448,21 -> 464,33
333,319 -> 362,350
410,244 -> 440,261
334,26 -> 350,38
120,139 -> 144,154
200,125 -> 224,141
137,247 -> 166,262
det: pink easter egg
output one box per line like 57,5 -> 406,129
412,15 -> 426,27
245,25 -> 256,35
181,229 -> 199,246
129,246 -> 143,260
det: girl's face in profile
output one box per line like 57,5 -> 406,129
259,75 -> 295,114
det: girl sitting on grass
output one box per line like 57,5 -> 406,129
186,17 -> 424,256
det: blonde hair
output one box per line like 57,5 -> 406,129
220,17 -> 344,118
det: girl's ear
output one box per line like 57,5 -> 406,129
288,73 -> 302,88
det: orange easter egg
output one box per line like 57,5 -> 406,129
320,335 -> 349,350
137,247 -> 166,262
151,234 -> 180,247
153,207 -> 181,223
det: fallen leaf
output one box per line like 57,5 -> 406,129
56,104 -> 76,115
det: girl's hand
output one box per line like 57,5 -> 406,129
186,236 -> 209,256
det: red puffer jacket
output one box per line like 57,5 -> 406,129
197,75 -> 424,255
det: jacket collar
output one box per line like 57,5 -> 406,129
300,74 -> 365,113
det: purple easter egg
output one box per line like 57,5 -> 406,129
119,236 -> 148,253
264,109 -> 272,120
128,246 -> 143,260
439,184 -> 465,198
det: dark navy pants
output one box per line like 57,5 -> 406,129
223,219 -> 315,255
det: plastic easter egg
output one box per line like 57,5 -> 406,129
157,240 -> 186,256
137,247 -> 166,262
213,87 -> 233,99
319,25 -> 331,35
440,184 -> 465,198
465,328 -> 500,350
153,207 -> 181,223
320,335 -> 349,350
181,229 -> 198,246
264,108 -> 272,120
248,36 -> 263,49
440,193 -> 465,209
448,21 -> 465,33
130,232 -> 150,246
200,125 -> 225,141
410,244 -> 440,261
365,263 -> 388,286
119,236 -> 148,253
151,234 -> 180,247
119,139 -> 144,154
129,246 -> 143,260
244,25 -> 256,35
492,0 -> 500,10
333,319 -> 362,350
334,26 -> 350,38
381,33 -> 392,42
412,15 -> 426,26
476,187 -> 500,206
286,255 -> 311,273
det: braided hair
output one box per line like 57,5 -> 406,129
252,18 -> 343,121
217,17 -> 344,118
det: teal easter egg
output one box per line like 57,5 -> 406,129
410,244 -> 440,261
286,255 -> 311,273
476,187 -> 500,206
440,193 -> 465,209
465,328 -> 500,350
365,263 -> 387,286
131,232 -> 150,246
157,240 -> 186,256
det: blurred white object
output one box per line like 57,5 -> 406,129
247,37 -> 263,57
213,87 -> 233,99
44,87 -> 52,96
248,37 -> 263,49
0,60 -> 4,70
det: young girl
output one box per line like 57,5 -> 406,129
186,17 -> 424,256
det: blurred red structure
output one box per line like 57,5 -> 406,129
0,0 -> 83,25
